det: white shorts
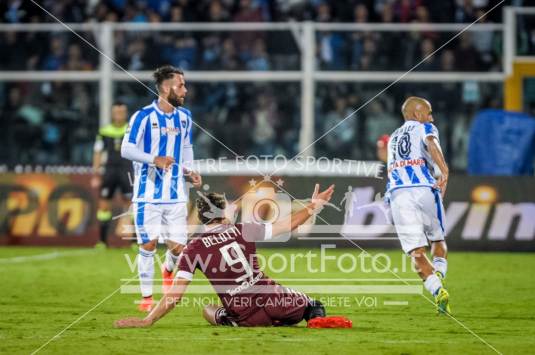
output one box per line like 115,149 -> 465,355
390,187 -> 445,254
133,202 -> 188,246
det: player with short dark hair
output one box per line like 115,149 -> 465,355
114,184 -> 352,328
92,102 -> 131,246
120,65 -> 202,312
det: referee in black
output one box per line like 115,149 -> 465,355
91,102 -> 132,247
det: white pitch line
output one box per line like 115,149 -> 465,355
0,249 -> 95,264
383,301 -> 409,306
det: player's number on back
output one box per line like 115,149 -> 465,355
397,132 -> 412,159
219,242 -> 253,283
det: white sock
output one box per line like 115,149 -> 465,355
138,247 -> 155,298
433,256 -> 447,278
164,249 -> 180,273
424,274 -> 443,296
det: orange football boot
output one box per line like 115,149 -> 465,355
162,266 -> 174,294
138,296 -> 154,312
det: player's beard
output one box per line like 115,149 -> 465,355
167,90 -> 183,107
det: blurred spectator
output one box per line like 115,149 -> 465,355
440,49 -> 456,71
0,32 -> 30,70
0,0 -> 503,72
454,0 -> 477,23
471,8 -> 498,70
201,35 -> 222,69
455,33 -> 480,71
169,5 -> 184,22
416,38 -> 439,71
220,38 -> 240,70
364,100 -> 400,159
1,0 -> 36,23
0,0 -> 508,170
394,0 -> 420,23
380,3 -> 395,23
322,97 -> 356,159
119,38 -> 151,71
246,38 -> 270,70
165,37 -> 198,70
359,35 -> 386,70
233,0 -> 263,22
415,5 -> 430,23
252,93 -> 277,154
206,1 -> 229,22
0,0 -> 504,25
62,44 -> 93,71
41,37 -> 66,71
353,4 -> 369,23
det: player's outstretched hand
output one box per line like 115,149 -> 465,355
311,184 -> 335,212
154,156 -> 175,170
184,168 -> 202,188
114,317 -> 151,328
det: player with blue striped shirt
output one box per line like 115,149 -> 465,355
121,65 -> 202,312
386,96 -> 451,314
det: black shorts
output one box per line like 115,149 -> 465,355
100,168 -> 132,199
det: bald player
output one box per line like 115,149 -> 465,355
385,96 -> 450,314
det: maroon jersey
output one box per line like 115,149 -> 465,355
177,222 -> 308,324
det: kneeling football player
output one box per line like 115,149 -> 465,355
115,184 -> 349,328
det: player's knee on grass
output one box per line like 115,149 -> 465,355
303,300 -> 326,321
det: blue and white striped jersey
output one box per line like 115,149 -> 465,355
122,100 -> 193,203
386,120 -> 441,193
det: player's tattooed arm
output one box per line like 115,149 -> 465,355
114,278 -> 190,328
271,184 -> 335,238
426,136 -> 449,197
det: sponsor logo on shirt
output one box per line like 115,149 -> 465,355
388,158 -> 425,173
160,127 -> 180,136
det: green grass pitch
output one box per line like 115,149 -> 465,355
1,246 -> 534,354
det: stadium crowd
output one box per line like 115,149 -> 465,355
1,0 -> 507,71
0,0 -> 514,171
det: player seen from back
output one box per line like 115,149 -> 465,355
386,96 -> 450,314
114,184 -> 354,328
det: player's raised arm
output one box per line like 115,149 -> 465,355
120,111 -> 175,170
425,136 -> 449,197
271,184 -> 335,238
114,278 -> 191,328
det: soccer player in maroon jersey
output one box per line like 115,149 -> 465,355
115,184 -> 336,328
